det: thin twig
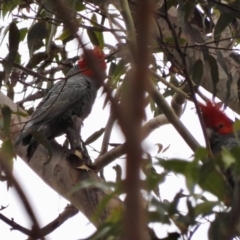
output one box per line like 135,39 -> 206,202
99,86 -> 121,156
100,111 -> 116,155
151,71 -> 189,99
0,205 -> 78,238
147,81 -> 200,152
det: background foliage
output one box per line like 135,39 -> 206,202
1,0 -> 240,239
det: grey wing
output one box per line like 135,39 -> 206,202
27,77 -> 93,129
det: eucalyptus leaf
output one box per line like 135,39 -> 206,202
85,128 -> 105,145
1,105 -> 11,137
27,21 -> 48,56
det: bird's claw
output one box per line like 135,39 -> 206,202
65,149 -> 93,170
74,150 -> 83,159
65,149 -> 83,160
76,164 -> 93,172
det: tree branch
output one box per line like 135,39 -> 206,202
0,91 -> 122,228
93,83 -> 189,171
0,205 -> 78,238
147,81 -> 200,152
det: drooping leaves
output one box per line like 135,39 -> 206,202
85,128 -> 105,145
206,55 -> 219,96
27,21 -> 48,56
1,105 -> 11,137
0,105 -> 14,169
1,0 -> 21,18
87,13 -> 104,48
4,21 -> 20,83
214,13 -> 234,45
192,59 -> 203,85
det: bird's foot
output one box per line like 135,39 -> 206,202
65,149 -> 84,166
64,148 -> 83,159
65,148 -> 93,170
76,164 -> 94,172
72,149 -> 83,159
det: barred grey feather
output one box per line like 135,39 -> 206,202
17,65 -> 98,160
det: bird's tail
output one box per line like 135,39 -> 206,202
26,137 -> 39,160
15,132 -> 39,161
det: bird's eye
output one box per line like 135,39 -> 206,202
218,123 -> 224,129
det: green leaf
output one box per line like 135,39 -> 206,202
168,190 -> 185,215
11,110 -> 28,117
195,201 -> 219,217
85,128 -> 105,145
108,62 -> 117,76
111,59 -> 126,87
186,198 -> 195,223
225,147 -> 240,177
149,199 -> 171,224
27,21 -> 48,56
198,161 -> 232,202
183,0 -> 196,21
194,147 -> 208,161
208,212 -> 230,240
1,0 -> 20,18
172,214 -> 192,235
143,156 -> 165,197
1,139 -> 14,169
221,148 -> 236,169
31,131 -> 52,164
19,27 -> 28,42
56,28 -> 72,41
75,1 -> 85,11
192,59 -> 203,85
9,22 -> 20,52
216,50 -> 232,102
185,159 -> 199,193
214,13 -> 234,44
206,55 -> 219,96
164,37 -> 187,45
147,172 -> 166,198
83,221 -> 120,240
25,52 -> 47,69
112,164 -> 122,182
93,189 -> 123,224
213,0 -> 240,19
87,29 -> 100,46
91,13 -> 104,48
159,159 -> 190,174
4,21 -> 20,82
46,22 -> 57,54
216,51 -> 229,76
1,105 -> 11,137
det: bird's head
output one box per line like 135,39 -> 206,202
77,46 -> 107,78
199,101 -> 234,135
